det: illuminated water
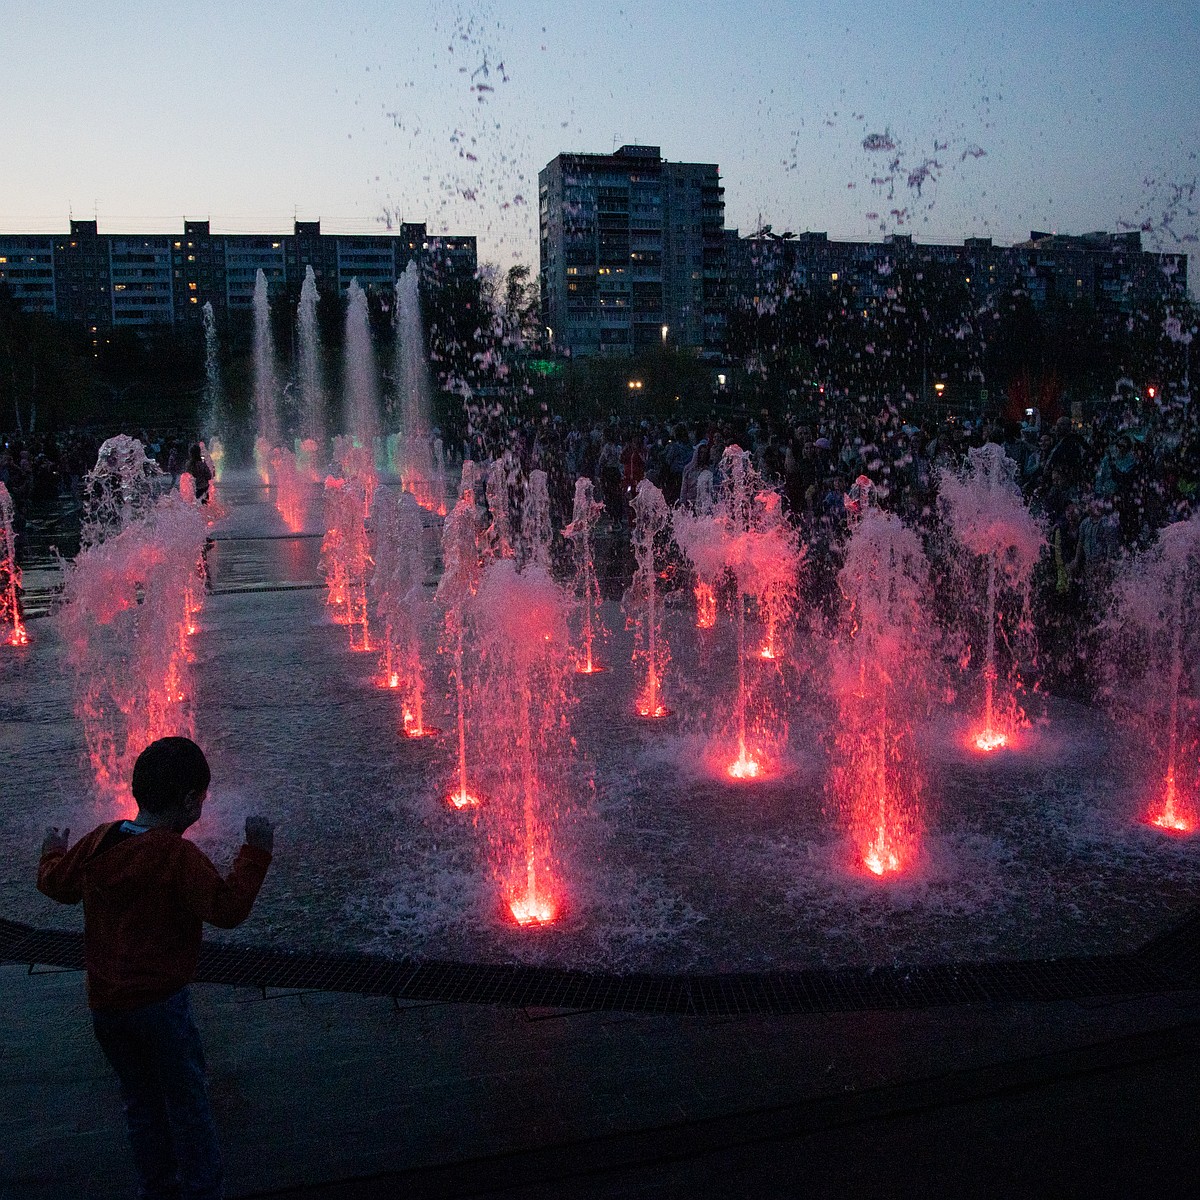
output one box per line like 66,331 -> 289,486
5,480 -> 1200,973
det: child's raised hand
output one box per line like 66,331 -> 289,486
42,827 -> 69,856
244,815 -> 275,854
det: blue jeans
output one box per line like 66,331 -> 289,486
92,988 -> 224,1200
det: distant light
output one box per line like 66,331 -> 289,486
934,382 -> 946,394
717,373 -> 726,386
661,324 -> 669,342
627,379 -> 643,390
1148,386 -> 1157,399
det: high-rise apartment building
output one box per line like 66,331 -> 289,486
539,145 -> 726,357
0,219 -> 477,351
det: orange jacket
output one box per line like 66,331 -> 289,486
38,823 -> 271,1011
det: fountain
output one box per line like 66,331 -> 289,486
394,260 -> 441,512
267,446 -> 307,533
0,482 -> 28,646
1103,510 -> 1200,834
627,479 -> 673,719
297,265 -> 325,457
58,490 -> 208,813
81,435 -> 164,548
673,448 -> 802,779
321,476 -> 372,650
484,456 -> 517,560
828,508 -> 938,876
437,476 -> 484,806
200,301 -> 224,453
371,487 -> 434,738
343,279 -> 380,455
252,269 -> 280,460
562,477 -> 607,674
519,469 -> 553,571
471,558 -> 574,925
938,443 -> 1044,752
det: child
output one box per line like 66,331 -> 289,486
38,736 -> 275,1200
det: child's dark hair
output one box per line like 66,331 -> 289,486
131,737 -> 211,814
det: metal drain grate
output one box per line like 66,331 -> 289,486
4,912 -> 1198,1016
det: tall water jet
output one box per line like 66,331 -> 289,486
394,260 -> 438,509
0,482 -> 28,646
200,301 -> 223,451
1102,511 -> 1200,833
372,488 -> 434,737
252,269 -> 280,463
321,476 -> 372,649
343,279 -> 380,454
520,469 -> 553,572
484,456 -> 516,560
938,443 -> 1044,752
267,445 -> 306,533
297,265 -> 325,457
828,509 -> 937,876
674,447 -> 802,778
627,480 -> 672,718
472,558 -> 573,925
437,477 -> 484,806
562,478 -> 607,674
58,495 -> 208,812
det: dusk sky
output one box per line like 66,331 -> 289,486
3,0 -> 1197,274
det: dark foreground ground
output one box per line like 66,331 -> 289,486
5,954 -> 1200,1199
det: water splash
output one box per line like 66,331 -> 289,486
252,270 -> 280,451
321,476 -> 373,650
297,265 -> 325,456
829,509 -> 937,876
58,495 -> 208,812
627,480 -> 672,719
372,487 -> 434,737
562,477 -> 607,674
437,477 -> 484,807
1102,511 -> 1200,834
81,436 -> 164,549
344,279 -> 380,453
0,483 -> 28,646
519,469 -> 552,571
471,559 -> 574,925
938,444 -> 1044,753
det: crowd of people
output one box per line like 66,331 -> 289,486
462,389 -> 1199,693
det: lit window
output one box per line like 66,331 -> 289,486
188,282 -> 198,290
831,272 -> 838,281
190,296 -> 198,304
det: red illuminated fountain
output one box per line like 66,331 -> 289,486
321,476 -> 373,649
267,445 -> 307,533
59,479 -> 208,813
471,558 -> 574,925
437,468 -> 484,807
627,480 -> 673,718
0,482 -> 28,647
1103,510 -> 1200,834
938,444 -> 1044,753
828,508 -> 937,876
675,448 -> 802,779
371,487 -> 435,738
562,477 -> 608,674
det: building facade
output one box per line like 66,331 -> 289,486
0,219 -> 477,351
725,228 -> 1188,319
539,145 -> 726,357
